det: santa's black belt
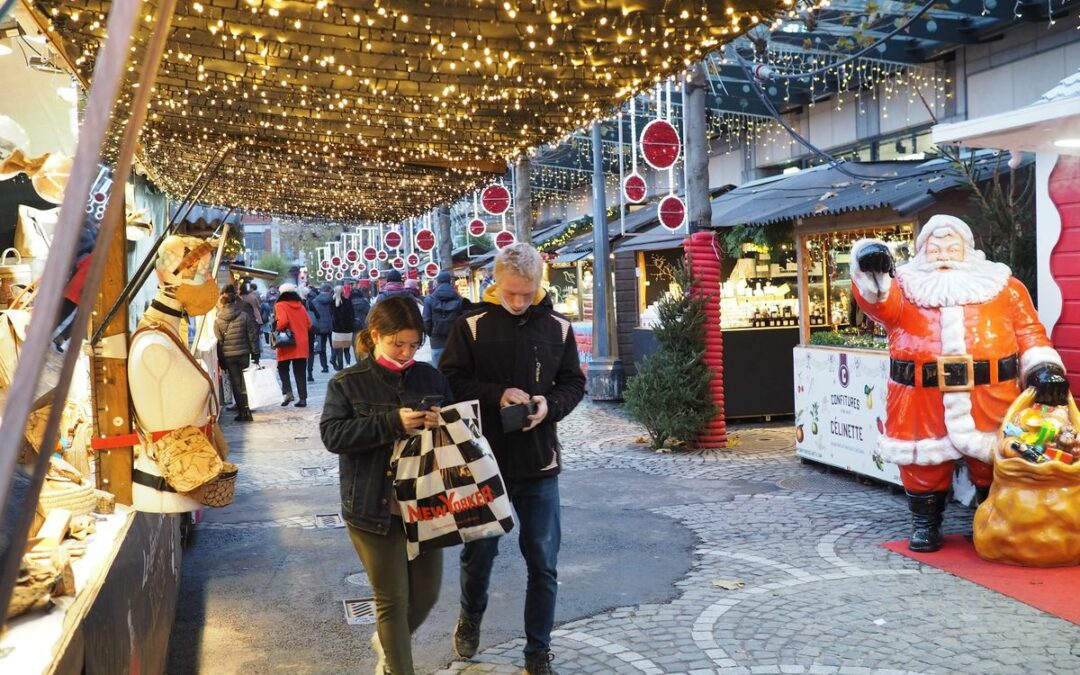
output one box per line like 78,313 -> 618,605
889,354 -> 1018,391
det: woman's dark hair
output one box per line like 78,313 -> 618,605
356,295 -> 425,356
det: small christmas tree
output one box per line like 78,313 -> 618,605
624,262 -> 717,450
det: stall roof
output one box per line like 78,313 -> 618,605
35,0 -> 778,222
709,152 -> 1030,228
549,250 -> 593,265
932,68 -> 1080,156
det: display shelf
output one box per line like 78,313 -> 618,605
0,508 -> 134,675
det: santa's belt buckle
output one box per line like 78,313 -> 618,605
936,354 -> 975,392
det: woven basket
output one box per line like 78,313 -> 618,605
39,481 -> 96,517
191,461 -> 237,508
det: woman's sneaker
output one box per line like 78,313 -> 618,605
523,651 -> 556,675
453,611 -> 482,659
371,632 -> 386,675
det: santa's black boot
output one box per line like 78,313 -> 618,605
906,491 -> 948,552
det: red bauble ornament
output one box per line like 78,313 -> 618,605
320,259 -> 331,270
392,257 -> 405,270
363,247 -> 378,261
377,250 -> 389,261
415,229 -> 436,252
658,195 -> 686,231
468,218 -> 487,236
384,230 -> 403,249
330,256 -> 342,268
346,249 -> 359,263
641,119 -> 681,170
406,252 -> 420,266
495,230 -> 516,249
368,268 -> 380,280
623,173 -> 647,203
424,262 -> 441,279
481,184 -> 511,215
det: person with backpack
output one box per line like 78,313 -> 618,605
423,272 -> 468,367
331,285 -> 357,370
312,282 -> 334,373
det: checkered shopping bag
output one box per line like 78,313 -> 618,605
392,400 -> 515,560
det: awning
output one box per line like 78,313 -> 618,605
228,264 -> 279,281
548,250 -> 592,265
612,226 -> 684,253
932,68 -> 1080,156
708,151 -> 1031,228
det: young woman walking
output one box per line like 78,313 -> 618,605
273,283 -> 312,407
319,296 -> 453,675
330,284 -> 356,370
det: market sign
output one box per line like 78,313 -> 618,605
384,230 -> 403,250
657,195 -> 686,231
424,262 -> 441,279
481,184 -> 511,216
495,230 -> 516,249
640,119 -> 681,170
415,229 -> 436,252
793,347 -> 901,486
623,173 -> 647,203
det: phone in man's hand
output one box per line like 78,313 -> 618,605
418,395 -> 444,411
501,401 -> 538,432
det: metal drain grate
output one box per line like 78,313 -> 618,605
300,467 -> 327,477
343,599 -> 377,625
314,513 -> 345,529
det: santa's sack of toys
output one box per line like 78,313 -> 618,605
974,387 -> 1080,567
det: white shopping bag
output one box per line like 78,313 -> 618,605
392,400 -> 515,560
243,365 -> 280,410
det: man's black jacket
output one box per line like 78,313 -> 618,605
439,294 -> 585,479
319,357 -> 453,534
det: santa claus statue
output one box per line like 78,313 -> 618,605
851,214 -> 1068,552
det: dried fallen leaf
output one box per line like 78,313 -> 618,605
635,436 -> 648,444
712,579 -> 745,590
727,435 -> 741,448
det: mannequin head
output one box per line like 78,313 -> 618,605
156,235 -> 219,316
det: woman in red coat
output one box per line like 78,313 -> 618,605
274,283 -> 313,407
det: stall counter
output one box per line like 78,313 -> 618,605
793,345 -> 901,486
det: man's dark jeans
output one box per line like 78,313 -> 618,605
460,475 -> 560,656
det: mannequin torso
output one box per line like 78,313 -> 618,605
128,292 -> 208,513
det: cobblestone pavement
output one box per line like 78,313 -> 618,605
177,358 -> 1080,675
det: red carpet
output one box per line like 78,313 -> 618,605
882,535 -> 1080,625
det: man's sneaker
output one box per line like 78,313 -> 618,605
523,651 -> 557,675
453,611 -> 482,659
370,632 -> 386,675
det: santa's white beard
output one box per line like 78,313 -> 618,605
895,252 -> 1012,308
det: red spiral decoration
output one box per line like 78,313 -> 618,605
684,231 -> 726,448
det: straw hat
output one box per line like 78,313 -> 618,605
31,154 -> 72,205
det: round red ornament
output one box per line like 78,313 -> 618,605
392,257 -> 405,271
406,253 -> 420,267
481,184 -> 511,215
658,195 -> 686,231
330,256 -> 342,268
377,250 -> 389,261
363,247 -> 378,262
640,119 -> 681,170
369,268 -> 380,280
468,218 -> 487,236
623,173 -> 647,203
384,230 -> 402,250
346,249 -> 359,263
424,262 -> 441,279
415,229 -> 436,252
495,230 -> 516,249
320,259 -> 331,270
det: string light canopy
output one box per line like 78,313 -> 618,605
31,0 -> 782,222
